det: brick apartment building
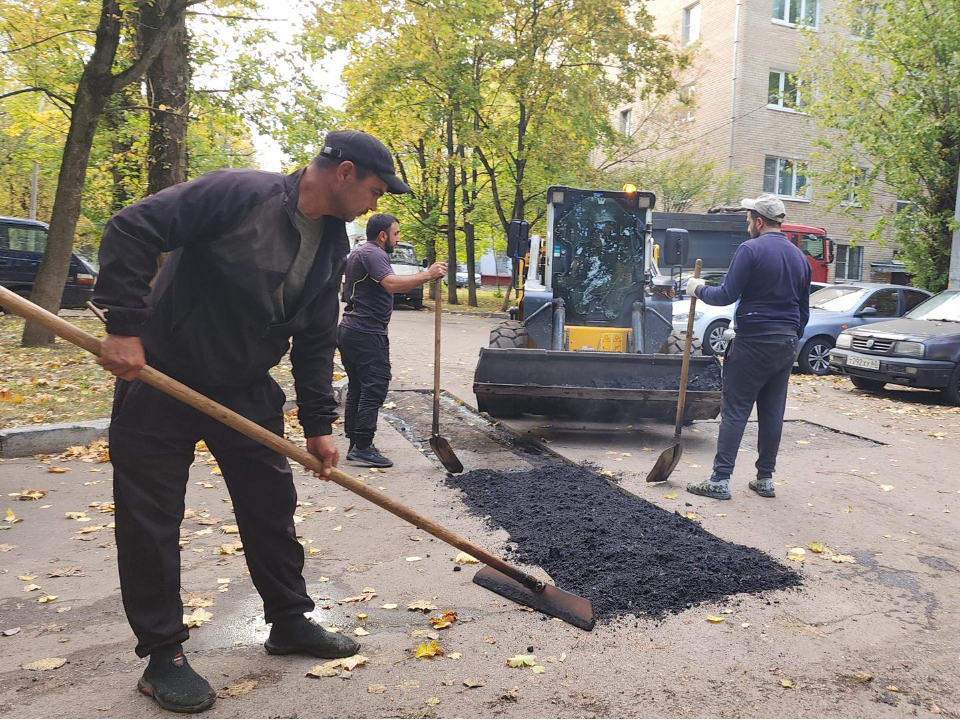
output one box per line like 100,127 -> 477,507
618,0 -> 907,284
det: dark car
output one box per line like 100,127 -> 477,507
0,217 -> 98,311
829,290 -> 960,405
797,282 -> 931,375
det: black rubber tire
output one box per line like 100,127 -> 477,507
939,364 -> 960,406
659,330 -> 703,355
489,320 -> 528,349
702,320 -> 730,356
412,299 -> 424,310
798,335 -> 834,375
850,375 -> 887,392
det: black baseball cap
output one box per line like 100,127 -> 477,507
318,130 -> 412,194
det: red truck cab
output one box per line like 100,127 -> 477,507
782,223 -> 834,283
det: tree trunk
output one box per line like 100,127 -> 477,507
21,3 -> 123,346
445,108 -> 459,305
458,145 -> 477,306
139,0 -> 190,195
20,0 -> 193,345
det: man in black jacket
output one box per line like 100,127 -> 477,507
93,130 -> 410,713
684,193 -> 811,501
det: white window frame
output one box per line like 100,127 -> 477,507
767,69 -> 804,113
835,244 -> 863,281
619,108 -> 633,136
763,156 -> 811,200
772,0 -> 820,29
682,2 -> 701,45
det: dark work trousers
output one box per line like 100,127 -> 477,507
713,334 -> 799,480
337,325 -> 391,448
109,374 -> 313,658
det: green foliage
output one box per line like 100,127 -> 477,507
798,0 -> 960,290
600,152 -> 744,213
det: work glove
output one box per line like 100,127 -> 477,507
686,277 -> 706,298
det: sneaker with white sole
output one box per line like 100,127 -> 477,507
347,444 -> 393,468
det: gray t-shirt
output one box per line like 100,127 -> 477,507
273,211 -> 324,321
339,242 -> 396,335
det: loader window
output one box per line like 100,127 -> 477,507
553,194 -> 643,321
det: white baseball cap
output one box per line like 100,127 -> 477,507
742,193 -> 786,222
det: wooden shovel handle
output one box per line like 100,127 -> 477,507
433,278 -> 442,437
673,259 -> 702,438
0,286 -> 544,592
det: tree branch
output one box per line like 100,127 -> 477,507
0,86 -> 74,110
110,0 -> 206,93
1,29 -> 96,54
186,11 -> 285,21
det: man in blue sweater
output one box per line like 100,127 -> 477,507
685,194 -> 811,500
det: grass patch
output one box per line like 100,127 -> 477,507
440,286 -> 512,313
0,314 -> 298,429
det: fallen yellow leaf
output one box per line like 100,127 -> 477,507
780,679 -> 795,689
506,654 -> 536,668
454,552 -> 479,565
415,640 -> 444,658
183,608 -> 213,628
22,657 -> 66,671
705,616 -> 725,624
38,595 -> 58,603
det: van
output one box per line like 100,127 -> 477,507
0,217 -> 98,310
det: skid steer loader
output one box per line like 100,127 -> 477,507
473,186 -> 722,421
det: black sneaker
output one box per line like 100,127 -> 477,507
347,444 -> 393,468
265,616 -> 360,659
137,645 -> 216,714
749,476 -> 776,498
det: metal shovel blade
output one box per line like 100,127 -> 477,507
429,434 -> 464,474
646,441 -> 683,483
473,566 -> 595,631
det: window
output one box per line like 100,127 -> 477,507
835,244 -> 862,281
860,288 -> 899,317
619,108 -> 633,136
682,3 -> 701,44
0,225 -> 48,253
799,234 -> 824,260
678,84 -> 696,122
896,199 -> 916,214
763,156 -> 809,198
767,70 -> 802,110
842,167 -> 869,205
772,0 -> 819,26
903,290 -> 929,312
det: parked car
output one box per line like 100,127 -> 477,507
672,277 -> 834,357
0,217 -> 98,311
442,263 -> 482,288
829,290 -> 960,405
797,283 -> 931,374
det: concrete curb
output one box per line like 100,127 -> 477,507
1,419 -> 110,458
0,377 -> 350,459
442,308 -> 509,319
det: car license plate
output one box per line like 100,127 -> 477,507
847,356 -> 880,371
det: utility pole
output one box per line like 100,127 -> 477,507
29,161 -> 39,219
950,160 -> 960,290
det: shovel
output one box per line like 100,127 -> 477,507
1,286 -> 592,630
646,258 -> 702,483
429,278 -> 463,474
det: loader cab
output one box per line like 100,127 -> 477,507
544,187 -> 655,327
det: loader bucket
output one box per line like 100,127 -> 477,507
473,348 -> 722,421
